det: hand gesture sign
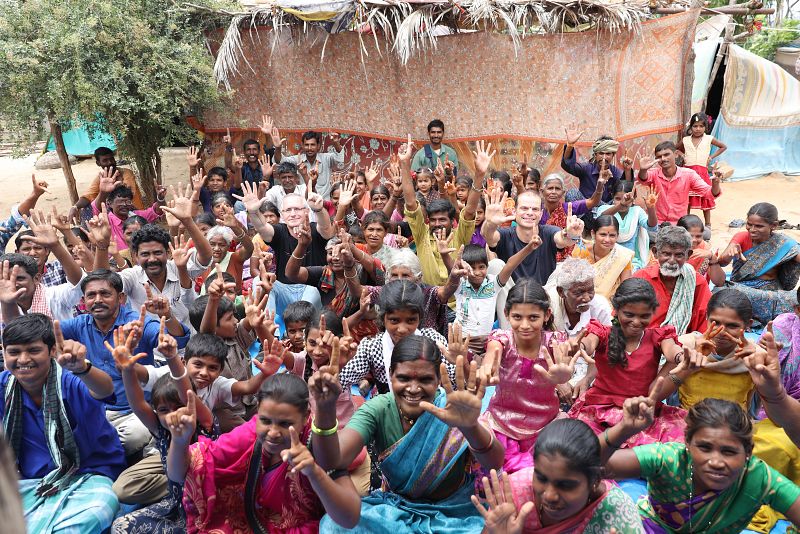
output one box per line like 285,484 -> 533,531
120,305 -> 147,351
671,347 -> 707,376
144,283 -> 171,318
394,226 -> 409,248
696,321 -> 725,356
0,260 -> 25,304
525,224 -> 543,251
49,205 -> 73,235
359,287 -> 377,320
398,134 -> 415,164
434,160 -> 445,183
338,179 -> 356,206
166,390 -> 197,446
232,181 -> 263,214
308,336 -> 343,410
565,125 -> 584,146
21,209 -> 59,249
156,317 -> 178,360
438,322 -> 471,365
420,356 -> 487,429
621,376 -> 662,433
98,166 -> 122,193
443,154 -> 455,177
271,126 -> 286,147
471,469 -> 533,534
365,160 -> 380,185
638,153 -> 657,170
254,338 -> 288,377
162,183 -> 195,223
484,188 -> 516,227
450,246 -> 474,280
306,185 -> 324,213
597,159 -> 612,186
745,322 -> 782,393
190,168 -> 206,193
472,140 -> 496,176
644,185 -> 659,209
338,319 -> 358,364
54,320 -> 90,374
187,146 -> 201,168
233,149 -> 245,171
619,154 -> 634,170
87,203 -> 112,244
105,324 -> 148,371
259,114 -> 273,137
724,242 -> 748,263
222,127 -> 232,145
170,234 -> 192,269
31,173 -> 49,195
564,203 -> 584,239
535,340 -> 580,385
434,227 -> 455,257
281,426 -> 316,475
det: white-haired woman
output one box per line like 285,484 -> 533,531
540,174 -> 605,262
198,206 -> 254,293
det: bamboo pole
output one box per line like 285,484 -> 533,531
653,6 -> 775,14
47,113 -> 79,204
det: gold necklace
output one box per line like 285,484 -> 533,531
397,405 -> 416,427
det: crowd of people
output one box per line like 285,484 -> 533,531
3,112 -> 800,534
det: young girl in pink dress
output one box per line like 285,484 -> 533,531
567,277 -> 692,448
481,279 -> 571,473
677,112 -> 727,227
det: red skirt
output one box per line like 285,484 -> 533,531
687,165 -> 716,210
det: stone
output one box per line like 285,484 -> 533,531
35,150 -> 77,170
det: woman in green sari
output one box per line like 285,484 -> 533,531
311,335 -> 505,533
605,397 -> 800,533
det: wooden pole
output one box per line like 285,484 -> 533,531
47,112 -> 79,204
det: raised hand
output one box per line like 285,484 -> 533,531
695,321 -> 724,356
120,305 -> 147,350
338,180 -> 356,207
49,205 -> 73,235
232,181 -> 263,213
105,324 -> 148,370
98,166 -> 122,193
365,160 -> 380,186
166,390 -> 197,445
215,204 -> 240,231
639,154 -> 657,170
0,260 -> 25,304
471,469 -> 533,534
619,154 -> 634,171
170,234 -> 192,269
397,134 -> 415,164
259,114 -> 273,137
645,185 -> 659,209
564,203 -> 584,238
671,347 -> 707,376
472,140 -> 496,176
450,246 -> 474,280
565,125 -> 584,146
87,203 -> 112,244
53,320 -> 90,374
535,341 -> 579,385
438,322 -> 471,365
162,183 -> 196,223
271,125 -> 286,147
745,323 -> 782,393
144,283 -> 171,318
222,127 -> 232,145
156,316 -> 178,360
419,356 -> 487,429
281,426 -> 317,475
187,146 -> 201,168
21,209 -> 59,249
233,149 -> 245,171
434,228 -> 455,257
31,173 -> 49,195
434,160 -> 445,183
253,338 -> 287,377
306,186 -> 324,213
190,168 -> 206,193
394,226 -> 409,248
308,338 -> 343,410
483,188 -> 516,227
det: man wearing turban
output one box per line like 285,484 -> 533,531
561,128 -> 633,203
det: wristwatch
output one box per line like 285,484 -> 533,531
74,360 -> 93,376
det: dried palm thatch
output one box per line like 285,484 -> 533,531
188,0 -> 689,87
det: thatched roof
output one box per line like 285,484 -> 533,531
189,0 -> 689,87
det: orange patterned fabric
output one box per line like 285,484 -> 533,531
204,11 -> 698,145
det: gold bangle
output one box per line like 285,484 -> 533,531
468,428 -> 495,455
311,419 -> 339,436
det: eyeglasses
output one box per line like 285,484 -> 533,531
283,207 -> 306,213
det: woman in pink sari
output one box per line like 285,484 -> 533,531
165,373 -> 361,533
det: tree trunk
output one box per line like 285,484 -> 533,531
47,113 -> 79,204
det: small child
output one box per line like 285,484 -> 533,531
454,243 -> 538,356
414,167 -> 439,205
677,112 -> 727,228
187,271 -> 279,431
677,214 -> 725,287
110,319 -> 217,532
282,300 -> 317,370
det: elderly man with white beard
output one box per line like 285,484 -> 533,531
633,225 -> 711,336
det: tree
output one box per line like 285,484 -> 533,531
0,0 -> 226,203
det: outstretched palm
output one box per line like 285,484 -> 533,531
420,356 -> 485,429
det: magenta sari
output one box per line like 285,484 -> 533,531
183,417 -> 322,533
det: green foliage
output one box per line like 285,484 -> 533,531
0,0 -> 227,195
744,19 -> 800,60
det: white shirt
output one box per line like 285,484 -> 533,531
119,249 -> 211,326
454,274 -> 501,336
143,365 -> 237,410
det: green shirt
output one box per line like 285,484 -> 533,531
411,144 -> 459,173
634,442 -> 800,533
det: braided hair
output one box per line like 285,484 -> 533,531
504,278 -> 554,331
608,278 -> 658,367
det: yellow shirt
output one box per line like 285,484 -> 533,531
404,203 -> 475,287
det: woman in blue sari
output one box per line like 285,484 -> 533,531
719,203 -> 800,326
311,335 -> 505,533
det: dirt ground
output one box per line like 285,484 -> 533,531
0,148 -> 798,252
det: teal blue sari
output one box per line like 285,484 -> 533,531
727,233 -> 800,326
320,392 -> 485,534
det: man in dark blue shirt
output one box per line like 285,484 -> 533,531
560,128 -> 633,203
